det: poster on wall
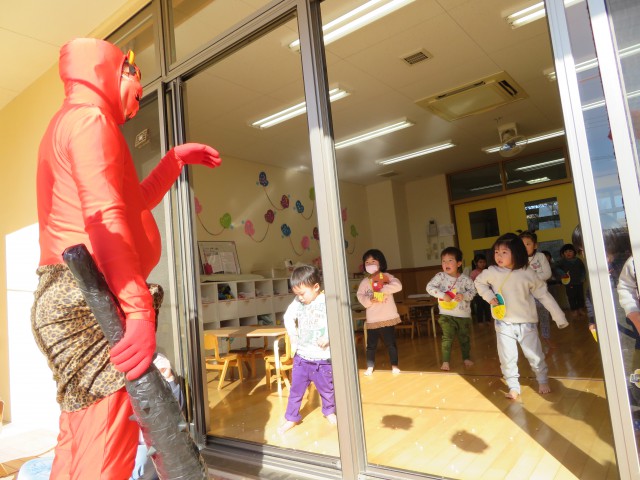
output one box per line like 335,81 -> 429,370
198,241 -> 240,275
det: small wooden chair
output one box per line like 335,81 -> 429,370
264,334 -> 293,391
231,336 -> 269,378
395,304 -> 415,339
204,333 -> 244,390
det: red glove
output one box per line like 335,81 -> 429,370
110,319 -> 156,380
170,143 -> 221,169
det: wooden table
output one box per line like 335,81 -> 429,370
205,325 -> 288,394
397,297 -> 438,337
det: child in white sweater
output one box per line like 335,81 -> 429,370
475,233 -> 569,400
426,247 -> 476,371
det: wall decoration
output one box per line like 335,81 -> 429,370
243,209 -> 275,243
257,171 -> 290,210
295,187 -> 316,220
346,224 -> 359,254
280,223 -> 303,256
194,197 -> 233,236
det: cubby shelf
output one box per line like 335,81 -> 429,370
200,277 -> 294,330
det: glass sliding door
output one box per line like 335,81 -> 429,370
323,0 -> 619,477
176,9 -> 342,462
548,0 -> 640,475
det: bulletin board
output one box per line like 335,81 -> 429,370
198,241 -> 240,274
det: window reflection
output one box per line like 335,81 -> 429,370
565,0 -> 640,461
168,0 -> 270,65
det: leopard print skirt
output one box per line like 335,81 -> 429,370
31,264 -> 163,412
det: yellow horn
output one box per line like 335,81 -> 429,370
127,50 -> 135,64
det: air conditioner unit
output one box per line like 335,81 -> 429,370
416,72 -> 528,121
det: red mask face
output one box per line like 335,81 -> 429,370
120,52 -> 142,120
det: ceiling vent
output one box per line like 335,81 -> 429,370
378,171 -> 399,178
402,49 -> 431,66
416,72 -> 528,121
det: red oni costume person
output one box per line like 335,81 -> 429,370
32,38 -> 220,479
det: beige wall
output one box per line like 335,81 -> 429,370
405,174 -> 455,267
193,157 -> 372,276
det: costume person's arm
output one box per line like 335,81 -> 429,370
69,110 -> 156,380
139,143 -> 221,209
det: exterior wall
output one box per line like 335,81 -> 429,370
0,66 -> 63,422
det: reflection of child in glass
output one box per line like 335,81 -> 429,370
474,234 -> 569,400
357,249 -> 403,376
519,231 -> 554,349
427,247 -> 476,371
470,253 -> 491,323
278,265 -> 336,434
556,243 -> 587,318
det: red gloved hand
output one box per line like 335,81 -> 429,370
171,143 -> 221,169
110,319 -> 156,380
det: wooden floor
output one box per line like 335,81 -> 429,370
207,317 -> 620,479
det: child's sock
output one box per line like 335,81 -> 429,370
440,362 -> 450,371
326,413 -> 337,425
463,359 -> 474,368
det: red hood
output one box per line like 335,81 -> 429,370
59,38 -> 127,125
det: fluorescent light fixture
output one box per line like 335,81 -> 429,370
506,0 -> 582,28
335,119 -> 414,149
376,141 -> 455,165
582,89 -> 640,112
289,0 -> 414,50
515,158 -> 565,172
526,176 -> 551,184
546,42 -> 640,81
251,88 -> 349,129
469,183 -> 502,192
482,129 -> 565,154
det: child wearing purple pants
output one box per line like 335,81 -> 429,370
278,265 -> 336,434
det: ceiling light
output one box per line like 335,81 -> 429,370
251,88 -> 349,129
289,0 -> 415,50
482,129 -> 565,154
335,119 -> 414,149
469,183 -> 502,192
515,158 -> 565,172
526,177 -> 551,184
376,141 -> 455,165
582,89 -> 640,112
506,0 -> 582,29
546,42 -> 640,81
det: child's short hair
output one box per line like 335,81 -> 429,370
441,246 -> 462,262
362,249 -> 388,272
560,243 -> 576,255
290,264 -> 321,289
519,230 -> 538,243
493,233 -> 529,270
473,253 -> 487,263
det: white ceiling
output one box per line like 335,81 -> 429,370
182,0 -> 569,186
1,0 -> 571,186
0,0 -> 131,111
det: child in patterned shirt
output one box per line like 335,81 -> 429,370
278,264 -> 336,434
427,247 -> 477,371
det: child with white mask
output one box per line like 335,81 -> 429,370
356,249 -> 403,376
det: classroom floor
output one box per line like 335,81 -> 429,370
207,316 -> 625,479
